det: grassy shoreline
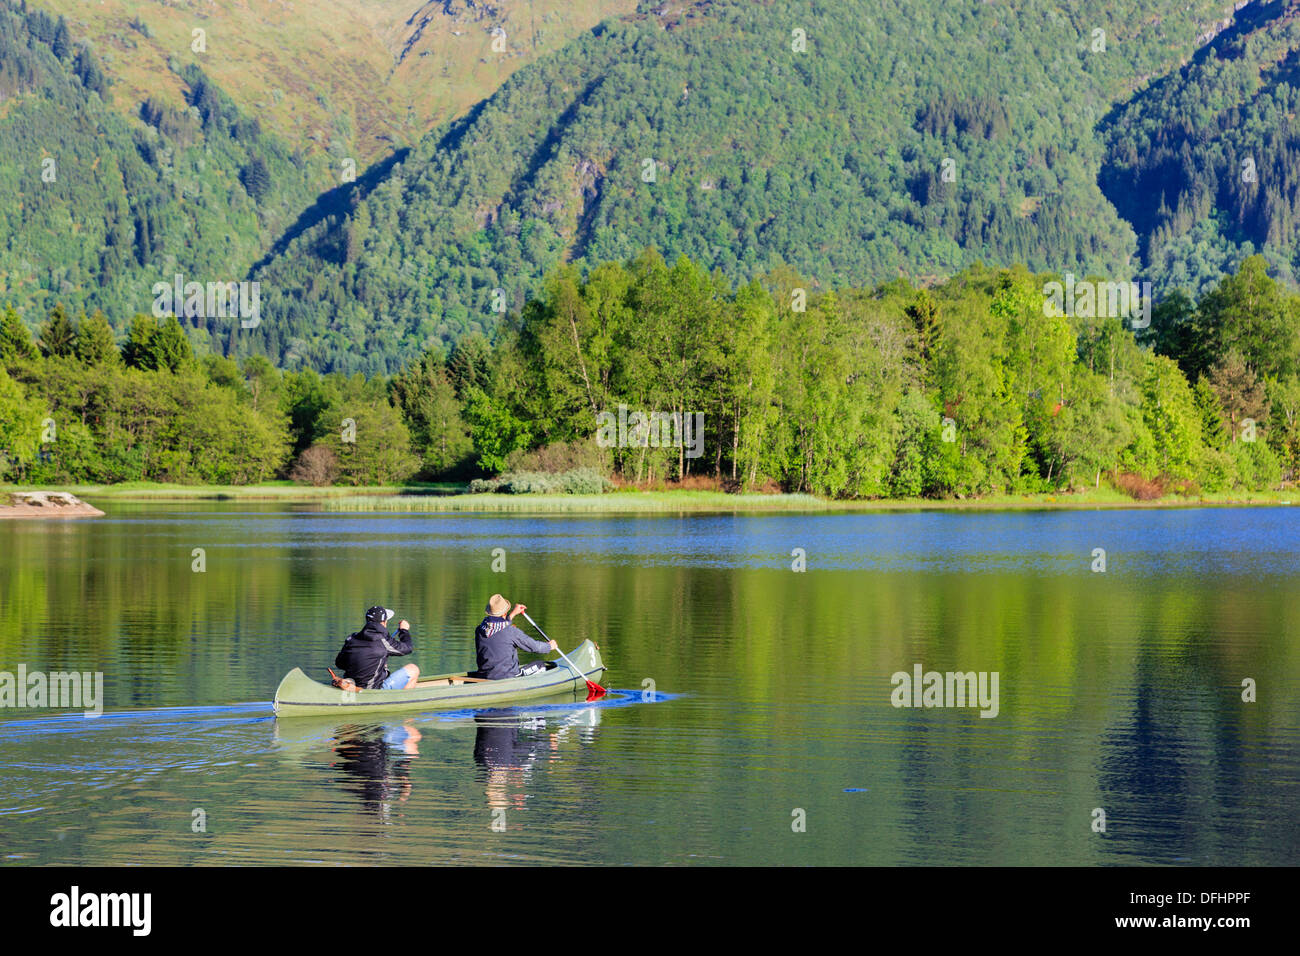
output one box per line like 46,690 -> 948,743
6,483 -> 1296,513
2,481 -> 461,500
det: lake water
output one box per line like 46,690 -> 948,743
1,504 -> 1297,865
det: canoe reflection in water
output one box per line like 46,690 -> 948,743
284,700 -> 604,819
330,721 -> 422,821
474,705 -> 603,814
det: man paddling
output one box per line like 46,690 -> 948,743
475,594 -> 557,679
333,607 -> 419,690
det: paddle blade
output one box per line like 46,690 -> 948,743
585,680 -> 607,701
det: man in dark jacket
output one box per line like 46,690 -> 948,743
335,607 -> 419,690
475,594 -> 557,679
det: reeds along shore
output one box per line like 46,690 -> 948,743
5,484 -> 1294,513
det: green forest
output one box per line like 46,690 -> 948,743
3,0 -> 1300,498
3,252 -> 1297,498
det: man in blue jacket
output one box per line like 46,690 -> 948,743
475,594 -> 557,679
334,607 -> 419,690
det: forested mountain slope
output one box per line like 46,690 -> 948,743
1101,0 -> 1300,296
241,0 -> 1233,373
34,0 -> 637,164
0,0 -> 635,341
0,1 -> 327,346
8,0 -> 1279,376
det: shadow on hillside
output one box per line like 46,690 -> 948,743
248,147 -> 410,275
248,98 -> 496,277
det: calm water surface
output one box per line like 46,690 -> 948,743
1,504 -> 1297,865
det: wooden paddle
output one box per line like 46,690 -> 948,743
519,610 -> 606,700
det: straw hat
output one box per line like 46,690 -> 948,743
485,594 -> 512,617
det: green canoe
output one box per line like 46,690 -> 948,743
273,640 -> 606,718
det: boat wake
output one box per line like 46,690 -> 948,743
0,689 -> 676,739
0,702 -> 270,738
0,704 -> 272,816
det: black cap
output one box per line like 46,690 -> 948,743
365,606 -> 394,624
